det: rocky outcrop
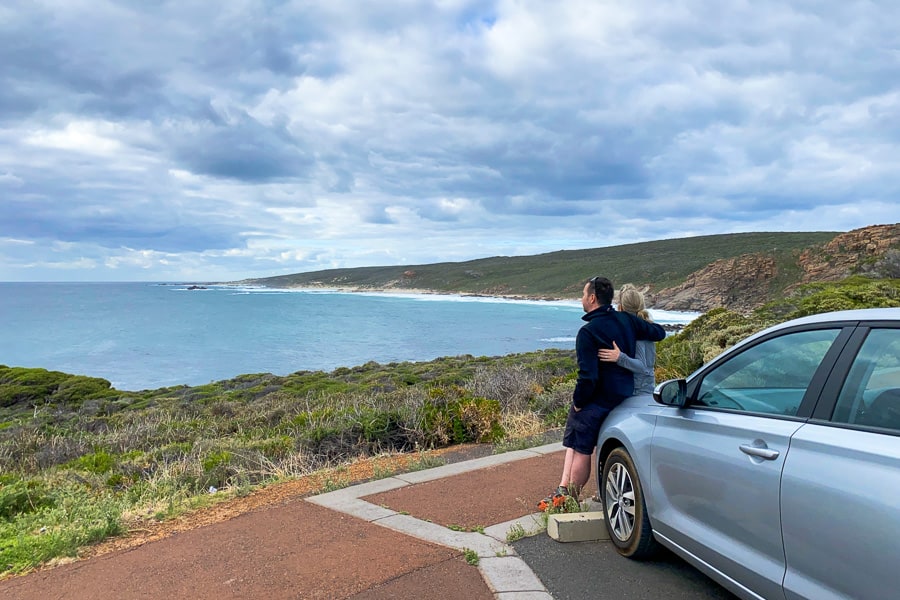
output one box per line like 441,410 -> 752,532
797,224 -> 900,282
650,254 -> 778,313
651,224 -> 900,313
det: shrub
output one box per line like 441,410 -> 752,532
0,368 -> 69,408
200,450 -> 234,489
67,450 -> 116,475
251,435 -> 295,460
0,385 -> 42,409
422,397 -> 504,445
0,368 -> 116,410
357,408 -> 411,452
0,476 -> 56,521
530,378 -> 575,423
776,277 -> 900,319
464,365 -> 543,410
53,376 -> 117,406
0,484 -> 123,574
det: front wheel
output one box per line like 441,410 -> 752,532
601,447 -> 658,559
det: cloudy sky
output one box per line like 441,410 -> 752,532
1,1 -> 898,282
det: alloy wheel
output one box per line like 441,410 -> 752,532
605,462 -> 636,542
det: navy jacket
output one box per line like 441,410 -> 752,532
572,305 -> 666,409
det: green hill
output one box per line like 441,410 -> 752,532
243,231 -> 839,298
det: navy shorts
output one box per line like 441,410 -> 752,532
562,403 -> 612,455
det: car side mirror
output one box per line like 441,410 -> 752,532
654,379 -> 688,408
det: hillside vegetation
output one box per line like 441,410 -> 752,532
243,231 -> 838,298
2,276 -> 899,576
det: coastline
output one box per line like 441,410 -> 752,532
226,282 -> 694,329
227,281 -> 572,303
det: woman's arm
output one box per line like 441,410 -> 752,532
599,340 -> 653,376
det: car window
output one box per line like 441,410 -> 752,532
831,328 -> 900,432
695,328 -> 841,416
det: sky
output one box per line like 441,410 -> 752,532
1,1 -> 898,282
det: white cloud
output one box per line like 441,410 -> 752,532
0,172 -> 24,187
24,120 -> 125,155
0,0 -> 897,281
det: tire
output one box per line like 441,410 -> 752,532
601,447 -> 659,559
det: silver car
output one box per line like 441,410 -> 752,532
595,307 -> 900,600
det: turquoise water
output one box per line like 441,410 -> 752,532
0,283 -> 697,391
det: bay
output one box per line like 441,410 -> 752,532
0,282 -> 699,391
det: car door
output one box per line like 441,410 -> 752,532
781,324 -> 900,600
649,326 -> 848,600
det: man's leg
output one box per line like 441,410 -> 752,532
559,448 -> 575,489
569,449 -> 592,491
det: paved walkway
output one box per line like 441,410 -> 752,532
0,443 -> 569,599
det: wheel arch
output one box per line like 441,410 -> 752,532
598,435 -> 627,466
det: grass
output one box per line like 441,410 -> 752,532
448,524 -> 485,534
505,522 -> 527,543
463,548 -> 480,566
0,483 -> 124,574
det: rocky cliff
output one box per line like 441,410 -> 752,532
651,224 -> 900,313
797,223 -> 900,282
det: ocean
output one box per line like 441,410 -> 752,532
0,282 -> 699,391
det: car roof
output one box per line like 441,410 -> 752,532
776,306 -> 900,328
746,307 -> 900,343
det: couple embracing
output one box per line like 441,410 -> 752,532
540,276 -> 665,510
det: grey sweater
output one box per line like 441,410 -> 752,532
616,339 -> 657,395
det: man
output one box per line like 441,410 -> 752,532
540,276 -> 666,510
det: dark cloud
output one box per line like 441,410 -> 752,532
3,212 -> 245,254
0,1 -> 336,125
359,204 -> 396,225
168,113 -> 313,181
2,192 -> 249,253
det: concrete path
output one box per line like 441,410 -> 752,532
308,442 -> 568,598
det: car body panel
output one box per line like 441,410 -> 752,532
650,409 -> 800,600
651,530 -> 770,600
780,424 -> 900,600
597,394 -> 663,481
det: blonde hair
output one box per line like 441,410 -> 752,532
618,285 -> 651,321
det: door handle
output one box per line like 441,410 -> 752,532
739,444 -> 780,460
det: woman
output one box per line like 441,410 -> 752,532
598,285 -> 656,395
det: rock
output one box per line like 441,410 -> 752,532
651,253 -> 778,313
797,223 -> 900,283
651,224 -> 900,313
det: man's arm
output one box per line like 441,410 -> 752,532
629,313 -> 666,342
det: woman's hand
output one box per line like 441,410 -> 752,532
598,340 -> 621,363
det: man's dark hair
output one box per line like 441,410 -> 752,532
589,276 -> 614,305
